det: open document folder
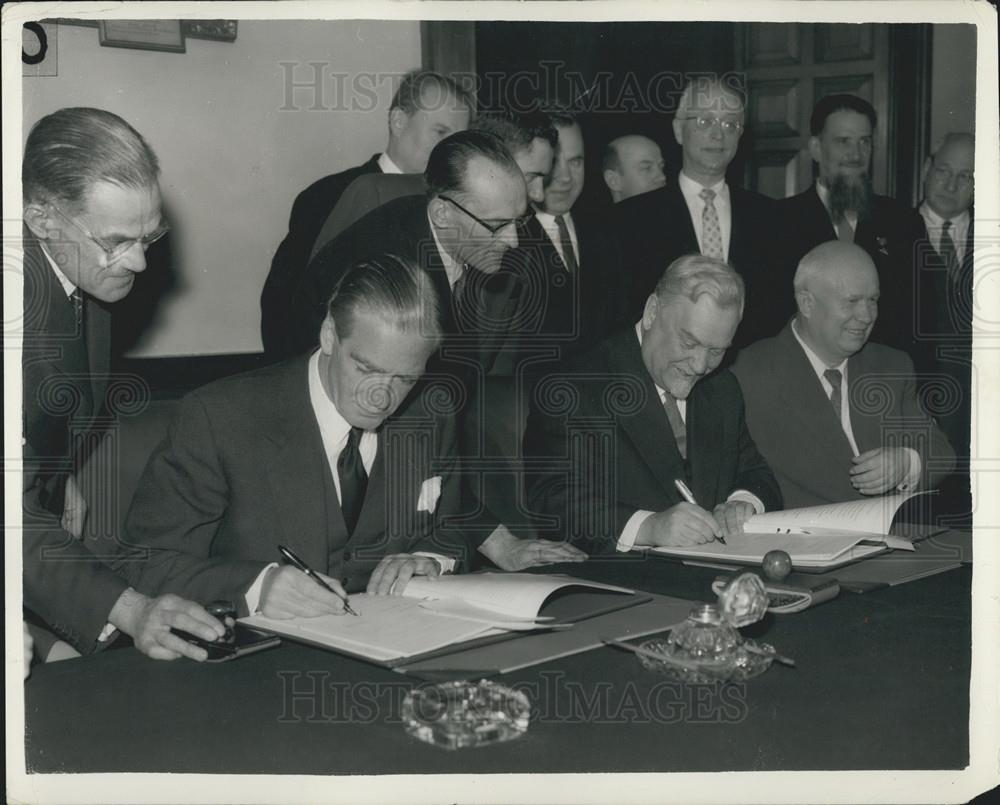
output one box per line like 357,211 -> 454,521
649,491 -> 923,569
241,573 -> 643,666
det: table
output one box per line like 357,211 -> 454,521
23,557 -> 970,774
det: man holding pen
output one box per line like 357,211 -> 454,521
115,255 -> 468,618
524,254 -> 782,553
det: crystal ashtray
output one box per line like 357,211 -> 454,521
636,636 -> 777,684
402,679 -> 531,750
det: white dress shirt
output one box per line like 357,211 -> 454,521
245,351 -> 453,612
39,242 -> 77,298
790,319 -> 921,490
677,171 -> 732,262
377,152 -> 403,174
534,210 -> 580,270
428,212 -> 464,288
616,324 -> 765,551
919,202 -> 970,265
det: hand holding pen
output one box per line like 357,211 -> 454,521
674,479 -> 727,546
257,545 -> 359,618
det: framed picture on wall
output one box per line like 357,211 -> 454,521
98,20 -> 185,53
181,20 -> 238,42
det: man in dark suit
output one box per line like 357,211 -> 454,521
614,78 -> 777,347
293,131 -> 587,572
525,255 -> 782,554
602,134 -> 666,204
118,256 -> 470,616
775,94 -> 928,353
21,108 -> 225,661
731,242 -> 955,510
915,132 -> 975,519
504,109 -> 629,361
261,70 -> 472,359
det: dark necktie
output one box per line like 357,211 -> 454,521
662,392 -> 687,459
555,214 -> 578,273
824,368 -> 843,421
337,427 -> 368,535
939,219 -> 958,274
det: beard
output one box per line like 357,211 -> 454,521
827,172 -> 873,222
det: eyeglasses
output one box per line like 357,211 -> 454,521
931,165 -> 974,188
50,203 -> 169,262
681,115 -> 744,135
439,195 -> 532,236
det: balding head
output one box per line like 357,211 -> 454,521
794,242 -> 879,365
922,132 -> 974,220
602,135 -> 666,202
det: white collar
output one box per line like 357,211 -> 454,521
678,170 -> 727,198
378,152 -> 403,175
307,349 -> 352,443
919,202 -> 970,230
791,318 -> 848,376
38,241 -> 78,298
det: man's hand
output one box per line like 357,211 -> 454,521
260,566 -> 347,619
109,590 -> 226,662
61,474 -> 88,539
712,501 -> 755,539
636,502 -> 722,547
850,447 -> 911,495
367,554 -> 440,596
479,528 -> 588,571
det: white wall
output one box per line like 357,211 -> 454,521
23,20 -> 421,356
930,24 -> 977,147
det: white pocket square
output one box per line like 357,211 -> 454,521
417,476 -> 442,513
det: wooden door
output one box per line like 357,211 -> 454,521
735,23 -> 892,199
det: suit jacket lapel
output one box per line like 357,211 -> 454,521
666,180 -> 700,251
775,324 -> 857,462
805,185 -> 837,242
612,331 -> 683,495
84,297 -> 110,415
262,357 -> 333,568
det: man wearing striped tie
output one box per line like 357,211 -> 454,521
614,77 -> 777,347
731,241 -> 955,510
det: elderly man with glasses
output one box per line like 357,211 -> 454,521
291,129 -> 587,573
614,77 -> 778,347
21,107 -> 227,666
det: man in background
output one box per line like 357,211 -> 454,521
602,134 -> 666,203
614,78 -> 777,347
776,94 -> 927,353
915,132 -> 975,519
22,107 -> 225,661
525,255 -> 781,554
293,130 -> 587,572
261,69 -> 472,358
731,242 -> 954,509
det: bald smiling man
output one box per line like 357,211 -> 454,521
731,241 -> 955,509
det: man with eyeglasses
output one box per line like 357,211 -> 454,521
775,94 -> 928,354
292,130 -> 587,571
20,107 -> 227,664
614,77 -> 777,348
913,132 -> 975,521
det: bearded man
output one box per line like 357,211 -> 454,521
775,94 -> 927,354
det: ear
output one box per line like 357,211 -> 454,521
641,294 -> 659,331
796,289 -> 814,318
319,316 -> 336,355
24,202 -> 54,241
672,116 -> 684,146
603,169 -> 621,194
388,107 -> 409,138
427,196 -> 452,229
920,156 -> 932,189
807,135 -> 822,165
